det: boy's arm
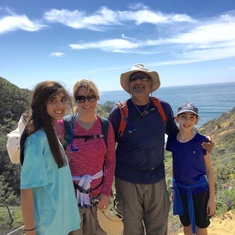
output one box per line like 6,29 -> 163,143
21,188 -> 36,234
204,153 -> 216,216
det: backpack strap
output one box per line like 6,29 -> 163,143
117,101 -> 128,138
151,97 -> 167,125
99,117 -> 109,147
20,129 -> 27,165
63,114 -> 109,150
117,98 -> 167,138
63,114 -> 74,150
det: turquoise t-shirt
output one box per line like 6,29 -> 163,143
20,129 -> 80,235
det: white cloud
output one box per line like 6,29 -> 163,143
128,3 -> 148,10
43,7 -> 120,31
49,52 -> 64,57
118,10 -> 194,25
68,11 -> 235,63
0,12 -> 45,33
43,6 -> 193,31
2,5 -> 235,65
70,39 -> 140,52
167,18 -> 235,44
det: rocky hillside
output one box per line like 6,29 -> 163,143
0,77 -> 234,233
1,75 -> 234,165
199,107 -> 235,159
167,108 -> 235,235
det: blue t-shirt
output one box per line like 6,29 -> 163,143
109,98 -> 178,184
166,132 -> 208,193
20,129 -> 80,235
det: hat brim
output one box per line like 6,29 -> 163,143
176,110 -> 198,116
97,208 -> 124,235
120,70 -> 160,94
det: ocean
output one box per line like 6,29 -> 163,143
99,82 -> 235,128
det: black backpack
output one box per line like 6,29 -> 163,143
62,114 -> 109,150
20,115 -> 109,165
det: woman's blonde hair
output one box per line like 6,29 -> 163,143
73,79 -> 99,112
73,79 -> 99,99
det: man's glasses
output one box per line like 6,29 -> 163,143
129,74 -> 151,82
75,95 -> 97,103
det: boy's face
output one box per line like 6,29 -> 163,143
175,112 -> 198,130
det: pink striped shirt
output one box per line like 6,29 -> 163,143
56,115 -> 116,197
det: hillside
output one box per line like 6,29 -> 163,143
200,107 -> 235,212
199,107 -> 235,159
0,77 -> 234,233
0,77 -> 30,129
166,107 -> 235,234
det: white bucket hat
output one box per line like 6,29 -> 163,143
120,63 -> 160,93
97,208 -> 124,235
6,116 -> 26,164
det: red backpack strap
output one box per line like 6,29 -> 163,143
152,98 -> 167,125
117,101 -> 128,137
117,98 -> 166,138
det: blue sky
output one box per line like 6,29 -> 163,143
1,0 -> 235,92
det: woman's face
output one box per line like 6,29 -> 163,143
46,91 -> 67,125
74,87 -> 98,115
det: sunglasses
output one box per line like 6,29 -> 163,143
129,74 -> 151,82
75,95 -> 97,103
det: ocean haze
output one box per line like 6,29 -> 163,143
100,82 -> 235,128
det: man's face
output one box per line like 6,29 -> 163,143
128,72 -> 153,97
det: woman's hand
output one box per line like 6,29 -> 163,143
97,194 -> 109,210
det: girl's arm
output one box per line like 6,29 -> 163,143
204,153 -> 216,216
21,188 -> 36,235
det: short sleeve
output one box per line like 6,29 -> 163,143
20,132 -> 49,189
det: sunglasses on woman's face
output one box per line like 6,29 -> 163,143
129,74 -> 151,82
75,95 -> 97,103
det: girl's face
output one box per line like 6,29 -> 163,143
75,87 -> 97,115
46,91 -> 67,125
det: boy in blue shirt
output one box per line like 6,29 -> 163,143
166,102 -> 216,235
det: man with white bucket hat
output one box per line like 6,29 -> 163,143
109,64 -> 214,235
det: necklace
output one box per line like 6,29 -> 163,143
133,99 -> 151,117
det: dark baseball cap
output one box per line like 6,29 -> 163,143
176,102 -> 198,116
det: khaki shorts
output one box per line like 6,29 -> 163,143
115,177 -> 170,235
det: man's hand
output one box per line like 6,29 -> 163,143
202,137 -> 215,154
